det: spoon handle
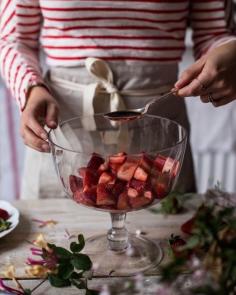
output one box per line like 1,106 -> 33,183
143,90 -> 175,114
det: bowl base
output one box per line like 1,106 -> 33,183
84,233 -> 163,276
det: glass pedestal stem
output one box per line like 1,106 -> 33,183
107,213 -> 129,251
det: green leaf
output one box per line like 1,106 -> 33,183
54,246 -> 72,259
72,254 -> 92,271
70,279 -> 86,289
70,234 -> 85,253
48,274 -> 71,288
23,289 -> 32,295
58,262 -> 74,280
70,271 -> 83,279
185,235 -> 200,249
0,219 -> 11,232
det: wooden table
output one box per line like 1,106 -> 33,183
0,199 -> 197,294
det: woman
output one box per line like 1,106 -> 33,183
0,0 -> 236,199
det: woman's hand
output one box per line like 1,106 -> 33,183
174,40 -> 236,107
20,86 -> 59,152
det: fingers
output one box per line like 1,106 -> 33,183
21,125 -> 50,152
27,115 -> 48,140
175,58 -> 204,91
177,62 -> 217,97
20,99 -> 59,152
46,102 -> 59,129
200,89 -> 236,107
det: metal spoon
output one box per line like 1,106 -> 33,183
104,90 -> 174,121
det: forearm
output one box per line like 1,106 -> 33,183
0,0 -> 46,110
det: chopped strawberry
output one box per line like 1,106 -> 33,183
83,186 -> 97,203
109,152 -> 127,164
69,175 -> 83,193
163,157 -> 180,177
117,160 -> 138,181
139,153 -> 153,172
144,191 -> 153,200
155,182 -> 168,199
112,180 -> 126,198
109,162 -> 122,174
127,188 -> 139,198
181,217 -> 196,235
129,179 -> 146,194
152,173 -> 171,199
78,167 -> 86,178
96,183 -> 116,206
83,168 -> 99,192
98,172 -> 115,184
74,191 -> 96,207
154,155 -> 167,172
117,191 -> 130,210
98,163 -> 109,175
0,208 -> 10,220
87,153 -> 105,171
129,196 -> 152,209
133,167 -> 148,182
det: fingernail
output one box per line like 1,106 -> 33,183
41,133 -> 48,140
49,121 -> 57,127
42,144 -> 50,151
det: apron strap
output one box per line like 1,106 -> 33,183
84,57 -> 126,114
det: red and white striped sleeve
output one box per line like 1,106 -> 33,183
190,0 -> 236,59
0,0 -> 45,110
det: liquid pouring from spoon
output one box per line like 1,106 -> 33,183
104,89 -> 175,121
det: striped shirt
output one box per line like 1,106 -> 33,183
0,0 -> 235,109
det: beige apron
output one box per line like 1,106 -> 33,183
20,59 -> 196,199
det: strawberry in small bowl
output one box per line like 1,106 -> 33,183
49,114 -> 187,276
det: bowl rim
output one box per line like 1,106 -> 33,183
48,113 -> 187,154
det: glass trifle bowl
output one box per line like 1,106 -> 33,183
48,114 -> 187,276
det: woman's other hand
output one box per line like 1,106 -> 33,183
175,40 -> 236,107
20,86 -> 59,152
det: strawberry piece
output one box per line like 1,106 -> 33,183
129,196 -> 152,209
144,191 -> 153,200
98,172 -> 115,184
74,191 -> 96,207
96,184 -> 116,206
109,162 -> 122,174
156,182 -> 168,199
83,186 -> 97,203
69,175 -> 83,193
117,160 -> 138,181
154,155 -> 167,172
139,153 -> 153,172
133,167 -> 148,182
83,168 -> 99,192
78,167 -> 86,178
87,153 -> 105,171
98,163 -> 109,175
127,188 -> 139,198
109,153 -> 127,164
0,208 -> 10,220
117,191 -> 130,210
152,173 -> 171,199
163,157 -> 180,177
181,217 -> 196,235
129,179 -> 146,194
112,180 -> 126,198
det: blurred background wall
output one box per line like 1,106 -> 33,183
0,2 -> 236,199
